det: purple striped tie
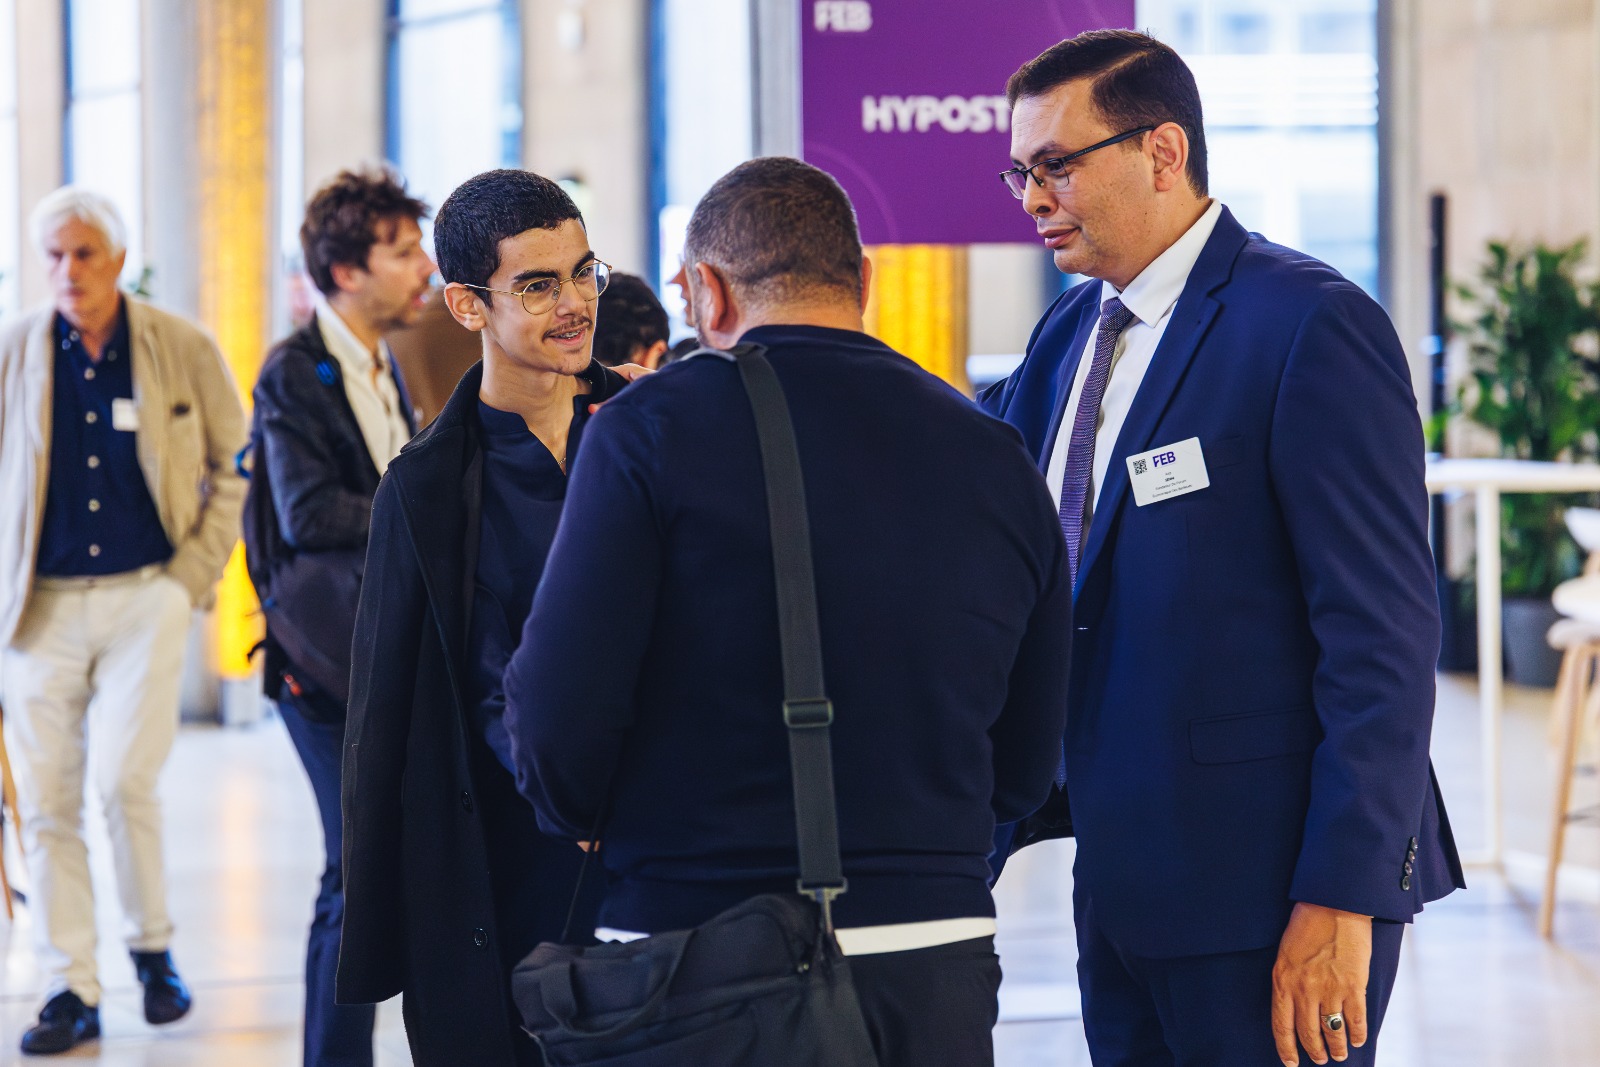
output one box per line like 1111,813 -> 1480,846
1053,296 -> 1135,789
1060,296 -> 1136,585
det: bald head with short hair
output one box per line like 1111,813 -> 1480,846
683,157 -> 865,311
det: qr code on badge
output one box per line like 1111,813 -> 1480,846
1132,459 -> 1148,475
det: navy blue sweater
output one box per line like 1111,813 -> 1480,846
503,325 -> 1072,933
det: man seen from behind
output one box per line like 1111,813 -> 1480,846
502,157 -> 1074,1067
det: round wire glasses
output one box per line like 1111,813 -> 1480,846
457,259 -> 612,314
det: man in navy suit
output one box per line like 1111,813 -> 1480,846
983,30 -> 1464,1067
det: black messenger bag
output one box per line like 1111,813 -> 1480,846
510,343 -> 880,1066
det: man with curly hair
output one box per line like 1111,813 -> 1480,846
243,165 -> 432,1067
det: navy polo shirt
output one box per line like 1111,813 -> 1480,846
36,304 -> 173,577
466,390 -> 596,773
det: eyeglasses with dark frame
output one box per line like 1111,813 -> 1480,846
999,126 -> 1159,199
457,259 -> 613,315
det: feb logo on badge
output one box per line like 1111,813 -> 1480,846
815,1 -> 872,31
1126,438 -> 1210,507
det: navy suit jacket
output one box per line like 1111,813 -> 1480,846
982,208 -> 1465,959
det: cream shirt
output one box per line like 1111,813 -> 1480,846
313,293 -> 410,474
1044,199 -> 1223,524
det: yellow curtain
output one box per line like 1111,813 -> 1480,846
197,0 -> 271,680
862,245 -> 970,395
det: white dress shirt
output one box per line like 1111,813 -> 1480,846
596,916 -> 997,957
1044,199 -> 1223,525
313,292 -> 411,474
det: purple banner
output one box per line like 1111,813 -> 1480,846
800,1 -> 1136,245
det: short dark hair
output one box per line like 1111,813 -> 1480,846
684,157 -> 863,305
300,166 -> 429,296
592,272 -> 669,367
434,169 -> 583,306
1006,29 -> 1208,197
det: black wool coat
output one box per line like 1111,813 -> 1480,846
338,361 -> 618,1066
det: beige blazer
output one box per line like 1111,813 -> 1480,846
0,296 -> 248,647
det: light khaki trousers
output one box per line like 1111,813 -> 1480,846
0,566 -> 190,1005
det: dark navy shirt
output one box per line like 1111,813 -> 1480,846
504,326 -> 1074,934
467,390 -> 596,774
36,303 -> 173,577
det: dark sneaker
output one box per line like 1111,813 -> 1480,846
131,950 -> 193,1025
19,990 -> 100,1055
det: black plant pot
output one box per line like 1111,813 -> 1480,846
1502,597 -> 1564,688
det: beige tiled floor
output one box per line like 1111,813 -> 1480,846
1,673 -> 1598,1064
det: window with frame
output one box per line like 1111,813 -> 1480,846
1139,0 -> 1380,298
65,0 -> 145,284
386,0 -> 522,224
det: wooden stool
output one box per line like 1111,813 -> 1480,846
0,700 -> 18,921
1539,609 -> 1600,937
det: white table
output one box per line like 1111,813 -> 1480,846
1425,458 -> 1600,865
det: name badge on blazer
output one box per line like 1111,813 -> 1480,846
111,398 -> 140,432
1126,437 -> 1209,506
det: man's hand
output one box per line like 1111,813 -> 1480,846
1271,902 -> 1372,1066
609,363 -> 654,383
589,363 -> 654,414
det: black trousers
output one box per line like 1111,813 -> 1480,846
279,696 -> 376,1067
848,935 -> 1002,1067
476,754 -> 606,1067
1076,892 -> 1405,1067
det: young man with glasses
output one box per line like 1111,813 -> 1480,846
983,30 -> 1463,1067
336,169 -> 627,1067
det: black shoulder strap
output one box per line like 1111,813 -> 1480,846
556,343 -> 848,938
714,342 -> 848,928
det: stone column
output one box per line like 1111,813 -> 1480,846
864,244 -> 972,393
195,0 -> 273,722
302,0 -> 385,190
523,0 -> 651,275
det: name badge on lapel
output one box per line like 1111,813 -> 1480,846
111,398 -> 140,432
1126,437 -> 1209,506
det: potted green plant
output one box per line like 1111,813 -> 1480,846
1455,239 -> 1600,685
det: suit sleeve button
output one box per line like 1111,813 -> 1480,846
1400,875 -> 1412,891
1404,861 -> 1414,875
1410,836 -> 1418,850
460,791 -> 473,812
473,928 -> 488,948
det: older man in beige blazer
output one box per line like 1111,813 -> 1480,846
0,187 -> 246,1056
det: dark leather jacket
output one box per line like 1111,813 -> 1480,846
243,315 -> 416,711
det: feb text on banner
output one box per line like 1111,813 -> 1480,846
800,0 -> 1136,246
